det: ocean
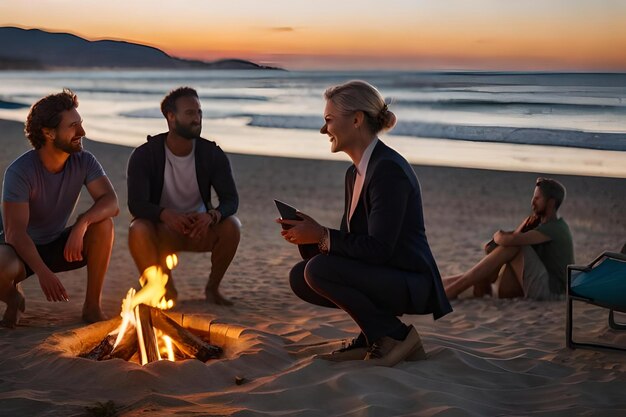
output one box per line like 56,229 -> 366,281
0,70 -> 625,177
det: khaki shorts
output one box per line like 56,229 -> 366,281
522,246 -> 557,301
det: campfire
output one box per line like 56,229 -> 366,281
81,254 -> 222,364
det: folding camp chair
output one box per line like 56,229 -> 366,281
566,251 -> 626,351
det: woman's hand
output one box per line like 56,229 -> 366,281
276,211 -> 325,245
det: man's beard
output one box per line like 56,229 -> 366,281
174,120 -> 201,140
53,136 -> 82,153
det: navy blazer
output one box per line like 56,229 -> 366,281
328,140 -> 452,319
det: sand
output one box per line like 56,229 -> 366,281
0,118 -> 625,416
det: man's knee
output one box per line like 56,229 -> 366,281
216,215 -> 241,243
87,217 -> 114,237
0,245 -> 26,284
129,218 -> 157,241
490,244 -> 522,261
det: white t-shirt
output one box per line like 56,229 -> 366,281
159,140 -> 205,213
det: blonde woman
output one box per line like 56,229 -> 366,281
278,80 -> 451,367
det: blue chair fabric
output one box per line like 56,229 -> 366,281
566,252 -> 626,351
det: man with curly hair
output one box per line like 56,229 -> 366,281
0,89 -> 119,327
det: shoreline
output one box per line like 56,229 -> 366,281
1,109 -> 626,178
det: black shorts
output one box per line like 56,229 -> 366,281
0,227 -> 88,278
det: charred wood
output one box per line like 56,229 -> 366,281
137,304 -> 160,363
81,330 -> 138,361
149,306 -> 222,361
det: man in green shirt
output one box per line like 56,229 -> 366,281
444,178 -> 574,300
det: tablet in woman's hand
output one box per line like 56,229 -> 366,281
274,199 -> 300,220
275,199 -> 302,230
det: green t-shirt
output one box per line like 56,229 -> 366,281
532,218 -> 575,294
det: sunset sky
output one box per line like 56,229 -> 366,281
1,0 -> 625,70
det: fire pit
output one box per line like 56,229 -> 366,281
82,305 -> 225,363
44,314 -> 245,365
45,254 -> 244,365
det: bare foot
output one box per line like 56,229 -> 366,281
82,307 -> 108,324
205,288 -> 233,306
1,285 -> 26,328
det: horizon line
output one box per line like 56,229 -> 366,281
3,24 -> 626,73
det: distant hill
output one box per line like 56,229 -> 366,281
0,27 -> 282,70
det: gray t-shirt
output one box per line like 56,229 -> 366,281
1,150 -> 105,244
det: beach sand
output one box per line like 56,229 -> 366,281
0,118 -> 625,416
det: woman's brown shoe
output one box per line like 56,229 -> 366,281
316,337 -> 368,362
364,325 -> 422,367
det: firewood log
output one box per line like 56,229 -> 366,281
81,330 -> 138,361
137,304 -> 160,363
148,306 -> 222,361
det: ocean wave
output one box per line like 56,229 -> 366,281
392,98 -> 626,112
120,108 -> 162,118
120,108 -> 240,119
246,115 -> 626,151
247,114 -> 321,130
74,87 -> 268,101
0,99 -> 30,109
391,122 -> 626,151
386,71 -> 626,89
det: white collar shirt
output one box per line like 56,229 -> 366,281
348,137 -> 378,229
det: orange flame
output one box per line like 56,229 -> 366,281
111,254 -> 179,362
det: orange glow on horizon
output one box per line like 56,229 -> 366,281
131,15 -> 626,70
1,1 -> 625,71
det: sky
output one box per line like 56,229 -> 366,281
1,0 -> 625,71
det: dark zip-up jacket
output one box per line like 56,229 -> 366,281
127,132 -> 238,222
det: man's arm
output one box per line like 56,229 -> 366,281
514,215 -> 541,233
210,148 -> 239,219
3,201 -> 69,301
485,215 -> 541,253
64,176 -> 119,262
127,147 -> 163,222
493,229 -> 550,247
